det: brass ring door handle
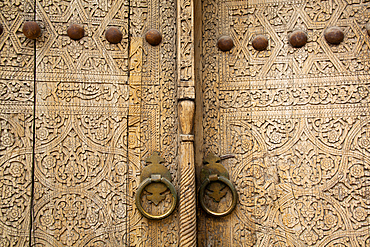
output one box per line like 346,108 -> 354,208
135,174 -> 178,220
199,174 -> 238,217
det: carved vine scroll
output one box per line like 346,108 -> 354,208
200,0 -> 370,245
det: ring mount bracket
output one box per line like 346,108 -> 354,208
199,153 -> 238,216
200,152 -> 229,184
135,152 -> 178,219
140,152 -> 171,205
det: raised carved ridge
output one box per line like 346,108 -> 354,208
179,141 -> 196,247
201,0 -> 370,245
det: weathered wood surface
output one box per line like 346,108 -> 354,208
179,100 -> 196,247
1,0 -> 370,246
198,0 -> 370,246
1,0 -> 180,246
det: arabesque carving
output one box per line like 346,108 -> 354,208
0,0 -> 34,245
2,0 -> 179,245
2,0 -> 370,245
200,0 -> 370,245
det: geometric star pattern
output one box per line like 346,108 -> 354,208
222,0 -> 370,87
1,0 -> 179,246
201,0 -> 370,246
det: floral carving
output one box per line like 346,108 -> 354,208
220,84 -> 370,109
0,155 -> 31,231
35,193 -> 107,247
357,125 -> 370,151
308,117 -> 355,149
0,80 -> 33,102
304,0 -> 338,22
270,132 -> 342,189
0,131 -> 14,148
36,128 -> 110,187
233,220 -> 256,247
35,112 -> 67,147
282,212 -> 298,228
201,0 -> 370,245
353,207 -> 367,221
229,121 -> 261,155
349,164 -> 364,178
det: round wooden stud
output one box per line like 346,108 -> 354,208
105,27 -> 123,44
0,24 -> 3,36
67,24 -> 84,40
366,23 -> 370,36
289,30 -> 307,48
324,26 -> 344,45
252,35 -> 268,51
217,36 -> 234,52
145,29 -> 162,46
22,21 -> 41,40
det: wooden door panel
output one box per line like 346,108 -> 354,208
199,0 -> 370,246
32,0 -> 132,245
0,1 -> 35,246
0,0 -> 181,246
129,0 -> 180,244
30,0 -> 180,246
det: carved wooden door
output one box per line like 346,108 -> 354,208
0,0 -> 181,246
197,0 -> 370,246
2,0 -> 370,246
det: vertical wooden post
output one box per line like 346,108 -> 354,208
177,0 -> 196,243
178,100 -> 196,246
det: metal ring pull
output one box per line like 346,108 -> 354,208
199,174 -> 238,217
135,174 -> 178,220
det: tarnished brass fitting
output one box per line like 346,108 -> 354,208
23,21 -> 41,39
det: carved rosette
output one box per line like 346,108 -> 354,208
200,0 -> 370,245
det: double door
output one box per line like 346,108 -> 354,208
0,0 -> 369,246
